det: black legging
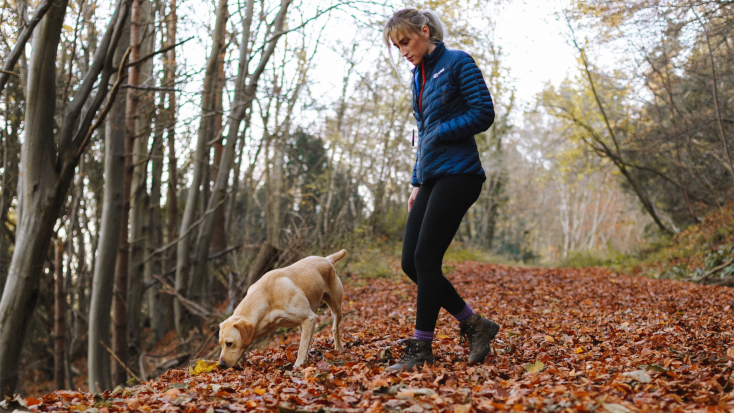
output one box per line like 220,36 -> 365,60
401,174 -> 484,332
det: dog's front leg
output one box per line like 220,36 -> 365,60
294,314 -> 317,368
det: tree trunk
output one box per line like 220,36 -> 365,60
111,0 -> 146,386
174,0 -> 228,337
165,0 -> 178,275
0,0 -> 69,395
88,11 -> 130,392
190,0 -> 292,307
127,0 -> 153,358
145,96 -> 165,343
210,45 -> 228,260
54,239 -> 65,390
245,243 -> 280,290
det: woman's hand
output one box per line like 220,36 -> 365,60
408,187 -> 420,212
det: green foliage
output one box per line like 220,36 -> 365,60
443,244 -> 491,263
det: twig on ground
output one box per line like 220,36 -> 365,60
100,340 -> 141,383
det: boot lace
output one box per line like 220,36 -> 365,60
397,340 -> 421,362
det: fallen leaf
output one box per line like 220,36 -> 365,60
544,335 -> 555,343
524,361 -> 545,374
188,359 -> 218,376
396,389 -> 415,399
645,363 -> 667,372
621,370 -> 651,383
253,387 -> 266,396
25,397 -> 41,407
601,403 -> 631,413
727,347 -> 734,359
575,347 -> 584,354
454,404 -> 472,413
366,400 -> 383,413
164,388 -> 180,398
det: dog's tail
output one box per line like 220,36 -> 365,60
326,249 -> 347,264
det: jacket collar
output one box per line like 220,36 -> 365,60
423,41 -> 445,71
411,42 -> 446,75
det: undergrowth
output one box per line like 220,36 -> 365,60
556,204 -> 734,283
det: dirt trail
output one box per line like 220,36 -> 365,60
22,263 -> 734,412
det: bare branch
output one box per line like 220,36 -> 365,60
0,0 -> 53,94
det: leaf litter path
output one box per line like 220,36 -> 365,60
28,263 -> 734,412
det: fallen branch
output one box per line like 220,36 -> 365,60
693,257 -> 734,282
100,340 -> 141,383
191,333 -> 216,361
152,273 -> 216,319
208,244 -> 258,261
142,197 -> 226,265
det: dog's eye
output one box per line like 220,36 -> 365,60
226,342 -> 233,348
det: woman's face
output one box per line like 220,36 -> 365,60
391,25 -> 433,66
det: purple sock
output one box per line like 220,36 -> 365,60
454,304 -> 475,322
413,329 -> 434,342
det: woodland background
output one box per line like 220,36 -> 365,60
0,0 -> 732,397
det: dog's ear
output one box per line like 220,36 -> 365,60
232,318 -> 255,346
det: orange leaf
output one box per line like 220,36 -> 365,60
575,347 -> 584,354
253,387 -> 266,395
727,348 -> 734,359
323,351 -> 335,360
25,397 -> 41,407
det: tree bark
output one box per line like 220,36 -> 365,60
146,90 -> 166,343
54,239 -> 65,390
165,0 -> 178,276
245,243 -> 280,290
127,0 -> 154,357
88,9 -> 130,392
0,0 -> 69,395
111,0 -> 146,386
174,0 -> 228,336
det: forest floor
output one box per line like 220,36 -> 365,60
15,262 -> 734,413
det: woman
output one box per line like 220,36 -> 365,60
383,9 -> 499,371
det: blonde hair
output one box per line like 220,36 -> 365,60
382,9 -> 445,47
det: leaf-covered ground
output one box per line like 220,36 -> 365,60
21,262 -> 734,412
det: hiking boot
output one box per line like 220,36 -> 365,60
386,339 -> 435,372
459,314 -> 500,364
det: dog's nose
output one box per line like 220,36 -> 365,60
218,360 -> 226,369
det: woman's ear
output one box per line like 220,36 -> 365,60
233,318 -> 255,345
421,24 -> 431,40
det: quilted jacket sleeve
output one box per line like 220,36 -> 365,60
411,159 -> 419,187
436,53 -> 495,142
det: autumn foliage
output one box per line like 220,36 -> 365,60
16,262 -> 734,412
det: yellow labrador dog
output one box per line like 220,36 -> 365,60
218,249 -> 346,369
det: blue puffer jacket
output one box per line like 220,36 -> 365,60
410,42 -> 495,187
